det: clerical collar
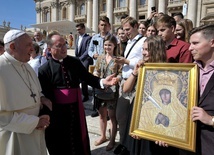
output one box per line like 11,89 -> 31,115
52,57 -> 63,62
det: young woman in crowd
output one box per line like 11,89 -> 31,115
146,23 -> 158,37
175,19 -> 193,42
116,26 -> 128,57
93,35 -> 122,151
138,21 -> 149,37
115,35 -> 179,155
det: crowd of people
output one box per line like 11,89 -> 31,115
0,10 -> 214,155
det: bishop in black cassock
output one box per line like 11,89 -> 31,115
38,33 -> 116,155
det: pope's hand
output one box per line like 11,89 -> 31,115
36,115 -> 50,130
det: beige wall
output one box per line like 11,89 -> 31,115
34,0 -> 214,33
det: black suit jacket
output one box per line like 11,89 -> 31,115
75,34 -> 93,68
196,72 -> 214,155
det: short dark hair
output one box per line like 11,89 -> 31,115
189,24 -> 214,40
76,23 -> 85,29
173,12 -> 184,19
99,16 -> 110,24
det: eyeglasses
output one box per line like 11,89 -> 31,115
51,44 -> 67,50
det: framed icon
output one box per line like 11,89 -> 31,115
130,63 -> 198,152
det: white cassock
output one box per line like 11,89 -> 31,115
0,52 -> 47,155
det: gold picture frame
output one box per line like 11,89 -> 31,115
130,63 -> 198,152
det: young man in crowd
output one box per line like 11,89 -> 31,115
156,14 -> 193,63
88,16 -> 111,117
189,24 -> 214,155
75,23 -> 93,102
157,24 -> 214,155
114,16 -> 146,154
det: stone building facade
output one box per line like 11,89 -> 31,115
34,0 -> 214,33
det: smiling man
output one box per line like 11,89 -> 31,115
38,32 -> 117,155
0,30 -> 51,155
114,16 -> 146,154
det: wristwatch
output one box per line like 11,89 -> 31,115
211,116 -> 214,127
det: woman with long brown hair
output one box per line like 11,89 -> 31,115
114,35 -> 179,155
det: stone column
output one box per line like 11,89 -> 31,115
35,7 -> 41,24
87,0 -> 92,29
187,0 -> 197,27
147,0 -> 156,17
69,0 -> 75,22
196,0 -> 202,27
129,0 -> 137,18
107,0 -> 113,32
158,0 -> 166,13
41,9 -> 44,23
51,2 -> 58,21
92,0 -> 99,33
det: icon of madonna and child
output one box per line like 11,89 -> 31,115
138,70 -> 189,141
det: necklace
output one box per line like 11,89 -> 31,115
4,55 -> 37,103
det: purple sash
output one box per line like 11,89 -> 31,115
54,88 -> 90,155
54,88 -> 78,104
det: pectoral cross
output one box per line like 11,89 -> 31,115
30,91 -> 37,103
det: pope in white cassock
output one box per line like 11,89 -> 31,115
0,30 -> 51,155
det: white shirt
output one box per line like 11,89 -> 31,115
122,34 -> 146,79
78,35 -> 83,49
28,55 -> 47,76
